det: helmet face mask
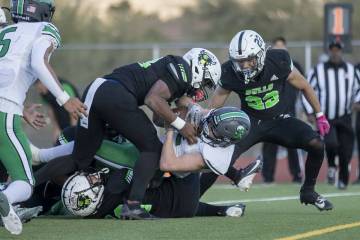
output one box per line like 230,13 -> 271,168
183,48 -> 221,101
11,0 -> 55,23
61,168 -> 109,217
198,107 -> 251,147
229,30 -> 267,84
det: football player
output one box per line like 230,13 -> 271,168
31,48 -> 222,219
26,106 -> 257,219
200,30 -> 333,211
0,0 -> 87,235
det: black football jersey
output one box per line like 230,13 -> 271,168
103,55 -> 192,105
219,49 -> 294,120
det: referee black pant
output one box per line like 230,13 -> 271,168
325,114 -> 354,186
355,112 -> 360,181
262,142 -> 302,182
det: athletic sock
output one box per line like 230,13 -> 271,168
39,141 -> 74,163
3,180 -> 32,204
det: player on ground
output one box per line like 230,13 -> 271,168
0,0 -> 86,235
200,30 -> 333,211
31,48 -> 222,219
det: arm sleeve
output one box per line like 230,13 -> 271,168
30,36 -> 69,106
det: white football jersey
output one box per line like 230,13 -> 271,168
172,132 -> 234,176
0,22 -> 61,114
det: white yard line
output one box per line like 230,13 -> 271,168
208,192 -> 360,205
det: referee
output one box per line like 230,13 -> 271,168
302,40 -> 360,189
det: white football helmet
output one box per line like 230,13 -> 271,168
183,48 -> 221,101
61,169 -> 109,217
0,7 -> 7,27
229,30 -> 267,84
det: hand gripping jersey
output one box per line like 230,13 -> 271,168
0,22 -> 61,114
219,49 -> 294,120
103,55 -> 192,105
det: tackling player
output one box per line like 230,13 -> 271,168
200,30 -> 333,211
0,0 -> 86,235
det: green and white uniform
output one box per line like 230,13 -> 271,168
0,22 -> 61,184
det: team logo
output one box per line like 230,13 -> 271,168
198,50 -> 216,66
234,125 -> 246,139
76,194 -> 92,210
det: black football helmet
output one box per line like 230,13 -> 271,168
198,107 -> 251,147
11,0 -> 55,23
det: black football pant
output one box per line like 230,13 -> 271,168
324,114 -> 354,185
34,79 -> 163,204
200,116 -> 323,196
262,142 -> 302,182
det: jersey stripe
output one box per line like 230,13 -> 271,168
42,24 -> 61,47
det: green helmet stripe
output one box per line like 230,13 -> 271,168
17,0 -> 24,15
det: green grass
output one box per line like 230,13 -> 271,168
1,184 -> 360,240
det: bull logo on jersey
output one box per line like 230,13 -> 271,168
198,50 -> 217,66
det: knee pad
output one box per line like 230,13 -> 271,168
306,137 -> 325,157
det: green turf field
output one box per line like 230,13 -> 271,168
1,183 -> 359,240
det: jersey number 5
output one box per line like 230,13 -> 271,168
245,90 -> 279,110
0,27 -> 17,58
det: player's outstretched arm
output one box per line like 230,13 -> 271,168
160,129 -> 205,172
30,37 -> 87,120
209,86 -> 231,109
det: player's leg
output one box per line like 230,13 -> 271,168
96,81 -> 162,219
265,117 -> 333,211
324,122 -> 338,185
355,112 -> 360,184
196,202 -> 245,217
200,120 -> 264,196
0,113 -> 33,235
261,142 -> 278,183
337,115 -> 354,188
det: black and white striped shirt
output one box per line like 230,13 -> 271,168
302,61 -> 360,120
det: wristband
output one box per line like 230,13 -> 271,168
170,117 -> 186,130
315,112 -> 324,118
56,91 -> 70,106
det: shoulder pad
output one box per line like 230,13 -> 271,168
41,23 -> 61,48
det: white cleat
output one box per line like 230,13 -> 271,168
225,203 -> 246,217
236,156 -> 263,192
30,143 -> 41,166
0,192 -> 22,235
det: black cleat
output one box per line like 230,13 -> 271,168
300,190 -> 333,211
235,156 -> 263,191
120,203 -> 158,220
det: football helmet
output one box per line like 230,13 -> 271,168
61,168 -> 109,217
229,30 -> 267,84
198,107 -> 251,147
11,0 -> 55,23
183,48 -> 221,101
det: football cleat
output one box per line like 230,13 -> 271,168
225,203 -> 246,217
120,203 -> 158,220
235,156 -> 263,191
30,143 -> 41,166
0,192 -> 22,235
0,205 -> 43,225
300,190 -> 333,211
